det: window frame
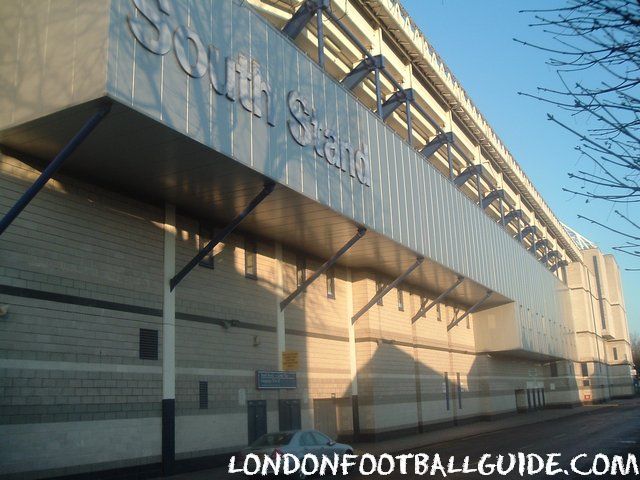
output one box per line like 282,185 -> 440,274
376,279 -> 385,306
198,222 -> 215,269
326,267 -> 336,299
296,254 -> 306,288
244,237 -> 258,280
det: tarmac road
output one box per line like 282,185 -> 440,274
348,399 -> 640,479
171,398 -> 640,480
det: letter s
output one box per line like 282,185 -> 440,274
128,0 -> 171,55
287,91 -> 313,146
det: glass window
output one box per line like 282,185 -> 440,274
245,238 -> 257,279
198,224 -> 215,269
581,362 -> 589,377
250,432 -> 295,447
550,362 -> 558,378
613,347 -> 618,360
311,431 -> 330,445
397,289 -> 404,311
326,268 -> 335,299
299,432 -> 316,446
296,254 -> 306,287
376,279 -> 385,306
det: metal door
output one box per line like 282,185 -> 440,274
279,399 -> 301,431
247,400 -> 267,445
313,398 -> 337,440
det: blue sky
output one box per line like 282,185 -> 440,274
401,0 -> 639,335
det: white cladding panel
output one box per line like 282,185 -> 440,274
105,0 -> 569,356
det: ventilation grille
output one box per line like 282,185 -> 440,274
199,381 -> 208,409
139,328 -> 158,360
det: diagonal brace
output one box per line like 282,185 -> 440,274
529,238 -> 551,253
0,104 -> 111,236
447,290 -> 492,331
550,260 -> 568,273
540,250 -> 560,264
282,0 -> 329,40
280,227 -> 366,310
454,164 -> 485,187
518,225 -> 538,243
379,89 -> 414,120
480,189 -> 505,210
412,276 -> 464,323
352,257 -> 424,324
170,182 -> 275,291
503,209 -> 523,226
341,55 -> 385,91
421,132 -> 454,159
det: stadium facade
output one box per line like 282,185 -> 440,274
0,0 -> 634,478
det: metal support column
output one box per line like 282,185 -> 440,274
405,97 -> 413,145
170,182 -> 275,290
280,227 -> 366,310
447,290 -> 492,331
161,203 -> 176,476
316,6 -> 325,68
0,104 -> 111,236
374,66 -> 383,117
447,144 -> 455,179
352,257 -> 424,324
517,217 -> 522,243
412,276 -> 464,323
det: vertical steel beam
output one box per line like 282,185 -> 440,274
0,104 -> 111,236
316,7 -> 325,68
170,182 -> 275,290
374,67 -> 383,117
517,217 -> 523,243
352,257 -> 424,324
447,142 -> 454,180
406,98 -> 413,145
280,227 -> 366,310
447,290 -> 492,331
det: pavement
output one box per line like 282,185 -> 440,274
166,398 -> 640,479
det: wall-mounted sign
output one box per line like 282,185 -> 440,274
127,0 -> 370,187
288,91 -> 370,187
256,370 -> 297,390
281,351 -> 300,371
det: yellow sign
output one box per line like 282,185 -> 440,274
282,351 -> 299,371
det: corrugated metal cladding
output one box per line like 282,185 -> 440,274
106,1 -> 566,336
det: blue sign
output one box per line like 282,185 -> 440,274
256,370 -> 297,390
